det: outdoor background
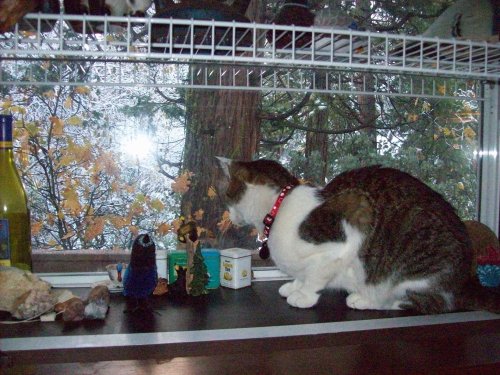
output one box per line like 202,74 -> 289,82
0,0 -> 480,253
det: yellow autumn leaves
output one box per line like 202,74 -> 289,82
170,171 -> 218,201
58,140 -> 93,169
3,87 -> 89,141
405,100 -> 478,147
217,211 -> 232,234
49,116 -> 65,137
2,87 -> 238,250
171,171 -> 193,194
434,125 -> 476,143
38,163 -> 229,247
37,189 -> 173,245
3,86 -> 185,248
170,172 -> 231,235
47,88 -> 89,137
207,186 -> 217,199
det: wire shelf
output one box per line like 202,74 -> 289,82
0,59 -> 480,100
0,13 -> 498,96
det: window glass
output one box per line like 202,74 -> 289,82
0,0 -> 482,271
2,69 -> 480,269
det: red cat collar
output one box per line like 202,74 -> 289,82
260,184 -> 296,259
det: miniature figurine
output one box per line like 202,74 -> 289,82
178,218 -> 209,296
116,262 -> 123,283
168,265 -> 189,297
189,243 -> 209,296
177,216 -> 198,243
123,233 -> 158,313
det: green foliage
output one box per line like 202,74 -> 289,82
278,93 -> 479,220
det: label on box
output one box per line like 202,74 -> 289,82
220,249 -> 251,289
221,259 -> 234,284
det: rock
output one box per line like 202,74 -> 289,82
0,266 -> 52,314
84,285 -> 110,320
11,288 -> 57,320
56,297 -> 85,322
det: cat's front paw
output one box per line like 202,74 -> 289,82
346,293 -> 373,310
279,280 -> 302,298
287,290 -> 320,308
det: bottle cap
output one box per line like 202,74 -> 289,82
0,114 -> 13,147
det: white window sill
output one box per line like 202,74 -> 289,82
38,267 -> 291,288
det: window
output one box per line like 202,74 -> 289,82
0,2 -> 496,274
3,75 -> 480,270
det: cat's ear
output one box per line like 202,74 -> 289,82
216,156 -> 232,177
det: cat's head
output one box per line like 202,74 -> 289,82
216,157 -> 299,227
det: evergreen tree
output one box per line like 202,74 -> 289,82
189,243 -> 209,296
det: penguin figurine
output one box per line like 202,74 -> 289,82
123,233 -> 158,313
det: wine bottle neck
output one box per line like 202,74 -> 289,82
1,114 -> 14,148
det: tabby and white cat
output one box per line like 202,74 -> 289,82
217,157 -> 500,314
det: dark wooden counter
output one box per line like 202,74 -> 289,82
1,281 -> 500,374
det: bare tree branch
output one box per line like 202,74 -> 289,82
261,126 -> 295,146
154,86 -> 184,105
269,117 -> 399,135
156,155 -> 182,180
260,92 -> 312,121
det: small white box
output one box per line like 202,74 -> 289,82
220,248 -> 252,289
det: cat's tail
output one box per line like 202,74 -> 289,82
456,279 -> 500,314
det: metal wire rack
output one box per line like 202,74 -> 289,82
0,13 -> 499,97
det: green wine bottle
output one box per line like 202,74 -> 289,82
0,114 -> 32,271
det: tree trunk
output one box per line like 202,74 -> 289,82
305,85 -> 329,184
355,0 -> 378,159
181,73 -> 261,248
180,0 -> 264,249
357,73 -> 378,151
